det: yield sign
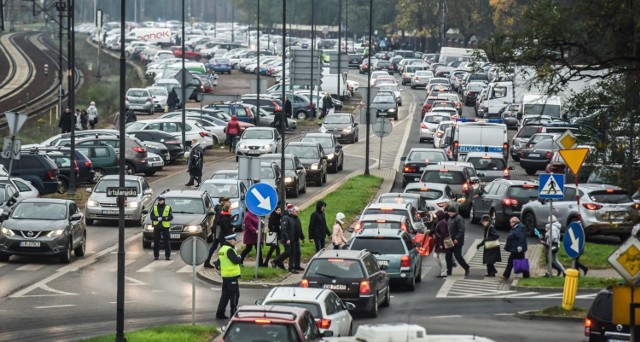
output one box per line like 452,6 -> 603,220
5,112 -> 28,136
558,148 -> 589,175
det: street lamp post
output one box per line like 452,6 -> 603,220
67,0 -> 76,194
181,0 -> 186,148
337,0 -> 342,98
280,0 -> 286,213
256,0 -> 261,116
116,0 -> 127,340
365,0 -> 373,175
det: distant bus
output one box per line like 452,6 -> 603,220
438,47 -> 487,65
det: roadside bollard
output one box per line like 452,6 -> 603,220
562,268 -> 579,310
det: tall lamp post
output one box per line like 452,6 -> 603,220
365,0 -> 373,176
67,0 -> 76,194
116,0 -> 127,340
280,0 -> 286,213
337,0 -> 342,98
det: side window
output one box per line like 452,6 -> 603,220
69,203 -> 79,215
204,196 -> 212,210
402,233 -> 413,251
14,180 -> 31,192
6,185 -> 16,198
147,123 -> 162,131
483,183 -> 495,195
324,295 -> 337,315
78,147 -> 92,158
306,312 -> 321,339
466,167 -> 477,178
141,179 -> 150,191
21,156 -> 42,169
94,147 -> 110,158
563,187 -> 576,202
363,255 -> 379,275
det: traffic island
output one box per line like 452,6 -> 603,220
516,306 -> 587,322
79,324 -> 218,342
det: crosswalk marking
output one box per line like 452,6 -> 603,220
104,258 -> 136,272
177,265 -> 195,273
16,264 -> 45,271
137,259 -> 175,273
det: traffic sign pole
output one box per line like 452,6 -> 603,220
547,201 -> 553,277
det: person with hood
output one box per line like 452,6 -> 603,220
226,115 -> 241,152
476,214 -> 502,277
430,210 -> 450,277
542,215 -> 565,277
239,210 -> 261,266
285,97 -> 292,118
59,107 -> 74,133
332,212 -> 348,249
321,93 -> 334,119
87,101 -> 98,129
446,206 -> 470,276
203,197 -> 230,268
501,216 -> 530,280
271,204 -> 294,270
167,88 -> 179,112
263,206 -> 282,266
288,206 -> 305,272
185,138 -> 204,187
309,200 -> 331,252
80,109 -> 89,130
125,106 -> 137,124
273,108 -> 288,135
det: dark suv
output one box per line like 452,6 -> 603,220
585,287 -> 633,341
204,103 -> 256,124
301,249 -> 390,318
284,142 -> 328,186
28,146 -> 95,184
469,179 -> 539,229
0,150 -> 60,195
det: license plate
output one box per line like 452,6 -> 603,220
20,241 -> 41,247
247,150 -> 260,155
102,210 -> 119,214
170,234 -> 181,239
528,153 -> 540,157
604,212 -> 626,220
323,284 -> 347,291
378,259 -> 389,266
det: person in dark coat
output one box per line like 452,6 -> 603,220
321,94 -> 334,119
446,206 -> 470,276
203,197 -> 230,268
476,214 -> 501,277
263,206 -> 282,266
59,107 -> 74,133
239,211 -> 261,265
167,88 -> 179,112
288,206 -> 305,272
430,210 -> 450,277
308,200 -> 331,252
272,204 -> 294,271
124,107 -> 137,123
500,216 -> 530,280
284,97 -> 293,118
273,109 -> 288,135
217,202 -> 235,243
80,109 -> 89,130
185,139 -> 204,187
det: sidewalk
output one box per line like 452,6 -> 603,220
197,168 -> 397,288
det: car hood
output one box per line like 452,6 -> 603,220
371,103 -> 396,111
297,158 -> 321,166
238,138 -> 275,146
90,192 -> 142,203
321,123 -> 350,130
144,213 -> 205,226
4,218 -> 69,231
283,169 -> 299,178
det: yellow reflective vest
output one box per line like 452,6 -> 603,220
219,245 -> 241,278
152,205 -> 171,228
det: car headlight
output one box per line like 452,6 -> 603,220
342,127 -> 352,132
230,201 -> 239,210
387,108 -> 397,112
285,177 -> 294,183
311,163 -> 319,170
127,201 -> 139,208
319,126 -> 327,133
47,229 -> 65,237
327,153 -> 335,160
261,144 -> 272,150
87,200 -> 98,207
184,225 -> 202,233
0,227 -> 15,237
144,224 -> 154,232
238,144 -> 246,149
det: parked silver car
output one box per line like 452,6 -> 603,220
84,175 -> 154,226
236,127 -> 281,160
125,88 -> 154,115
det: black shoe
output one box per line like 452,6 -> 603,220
185,183 -> 193,186
289,269 -> 299,274
154,257 -> 159,260
584,268 -> 589,276
465,268 -> 471,276
203,263 -> 215,269
165,257 -> 171,261
295,266 -> 305,271
215,315 -> 229,320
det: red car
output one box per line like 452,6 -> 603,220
170,46 -> 201,60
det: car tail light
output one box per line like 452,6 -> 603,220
254,319 -> 272,324
359,280 -> 371,295
165,140 -> 180,145
146,97 -> 152,102
436,202 -> 447,207
132,146 -> 146,153
503,168 -> 510,178
74,160 -> 79,174
316,319 -> 331,330
584,318 -> 592,337
582,203 -> 603,210
436,131 -> 444,138
199,131 -> 210,137
354,221 -> 362,232
401,221 -> 407,232
634,203 -> 640,210
546,151 -> 553,159
414,76 -> 418,80
420,123 -> 427,129
274,103 -> 281,112
502,198 -> 518,206
403,166 -> 416,173
401,255 -> 411,268
84,160 -> 92,167
45,170 -> 57,180
462,182 -> 469,193
301,279 -> 309,288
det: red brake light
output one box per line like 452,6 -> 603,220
254,319 -> 272,324
522,184 -> 535,188
606,189 -> 614,193
502,198 -> 518,206
503,169 -> 510,178
354,221 -> 362,232
74,160 -> 79,174
436,131 -> 444,138
45,170 -> 57,180
634,203 -> 640,210
317,319 -> 331,330
436,201 -> 447,207
359,280 -> 371,295
582,203 -> 602,210
546,151 -> 553,159
400,255 -> 411,268
403,166 -> 413,173
199,131 -> 210,137
420,123 -> 427,129
301,279 -> 309,288
503,143 -> 509,151
147,97 -> 152,102
462,182 -> 469,193
584,318 -> 592,337
375,219 -> 387,223
84,160 -> 92,167
132,146 -> 146,153
401,222 -> 407,232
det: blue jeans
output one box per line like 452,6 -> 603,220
313,238 -> 325,253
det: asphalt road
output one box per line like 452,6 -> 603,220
0,69 -> 593,342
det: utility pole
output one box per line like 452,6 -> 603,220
337,0 -> 342,98
67,0 -> 76,194
365,0 -> 373,176
280,0 -> 287,214
56,1 -> 66,119
439,0 -> 445,48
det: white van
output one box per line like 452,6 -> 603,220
321,73 -> 350,100
453,122 -> 509,161
438,47 -> 487,65
324,323 -> 496,342
521,94 -> 562,119
479,81 -> 513,118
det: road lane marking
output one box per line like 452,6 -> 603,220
495,313 -> 515,316
35,304 -> 76,309
10,233 -> 142,298
125,276 -> 148,286
16,264 -> 46,271
420,266 -> 432,280
177,265 -> 195,273
392,98 -> 416,171
104,258 -> 136,272
430,315 -> 462,319
108,301 -> 135,304
137,259 -> 176,273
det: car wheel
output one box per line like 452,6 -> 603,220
523,212 -> 537,237
144,170 -> 156,176
74,233 -> 86,257
348,324 -> 353,336
57,179 -> 67,194
0,253 -> 10,262
351,134 -> 356,144
382,288 -> 391,307
331,161 -> 339,173
525,168 -> 537,176
125,162 -> 136,175
295,111 -> 308,120
470,204 -> 479,224
291,183 -> 300,198
369,294 -> 379,318
322,170 -> 327,184
419,138 -> 424,143
512,155 -> 520,162
315,175 -> 323,186
406,272 -> 416,291
60,241 -> 72,264
142,240 -> 151,249
355,133 -> 359,143
411,85 -> 415,89
338,156 -> 344,171
93,168 -> 106,183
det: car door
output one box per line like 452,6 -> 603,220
293,156 -> 306,188
324,292 -> 349,336
362,255 -> 384,303
403,232 -> 420,271
68,202 -> 82,246
475,182 -> 494,215
487,183 -> 506,213
140,179 -> 153,210
552,186 -> 578,229
318,145 -> 327,173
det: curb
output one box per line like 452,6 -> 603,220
511,282 -> 598,294
515,310 -> 585,323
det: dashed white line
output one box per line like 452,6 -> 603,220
16,264 -> 46,271
35,304 -> 76,309
430,315 -> 462,319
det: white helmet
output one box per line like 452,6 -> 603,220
336,212 -> 345,223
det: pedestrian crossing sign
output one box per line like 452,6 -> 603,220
538,173 -> 564,199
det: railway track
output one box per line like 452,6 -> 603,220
0,31 -> 82,130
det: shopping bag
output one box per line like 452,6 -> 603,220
513,258 -> 530,274
414,234 -> 436,256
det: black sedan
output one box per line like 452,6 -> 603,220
348,54 -> 364,68
127,130 -> 184,164
300,133 -> 344,173
0,199 -> 87,263
260,153 -> 307,198
318,112 -> 359,144
370,93 -> 399,120
519,140 -> 556,176
284,142 -> 328,186
469,179 -> 539,229
400,148 -> 449,187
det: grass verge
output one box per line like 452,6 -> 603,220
240,265 -> 289,281
518,276 -> 623,289
80,324 -> 217,342
529,305 -> 588,318
538,242 -> 617,269
299,175 -> 383,260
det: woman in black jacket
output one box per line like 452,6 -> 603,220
263,207 -> 282,266
476,215 -> 501,277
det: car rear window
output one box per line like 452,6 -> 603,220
507,185 -> 539,199
421,170 -> 466,184
265,301 -> 321,318
517,126 -> 541,138
225,322 -> 299,342
405,188 -> 443,200
350,237 -> 406,255
588,190 -> 632,204
466,157 -> 506,171
307,259 -> 364,278
407,150 -> 446,162
361,220 -> 402,230
424,115 -> 451,124
363,208 -> 407,218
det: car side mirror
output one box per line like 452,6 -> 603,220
323,331 -> 334,338
85,187 -> 93,193
255,299 -> 264,305
71,213 -> 83,221
477,173 -> 485,178
354,122 -> 359,126
142,209 -> 149,215
470,178 -> 481,184
0,212 -> 8,220
400,156 -> 406,161
232,214 -> 239,222
296,166 -> 305,171
335,144 -> 343,150
538,198 -> 546,204
508,166 -> 515,170
345,302 -> 356,311
144,189 -> 153,195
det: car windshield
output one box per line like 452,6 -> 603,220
532,140 -> 554,149
421,170 -> 466,184
264,301 -> 322,318
307,258 -> 364,278
285,146 -> 319,159
263,157 -> 294,170
148,88 -> 167,96
301,137 -> 333,149
466,157 -> 507,171
363,208 -> 409,220
524,104 -> 561,118
11,202 -> 67,220
260,167 -> 275,179
127,89 -> 147,97
378,86 -> 397,93
517,126 -> 542,138
468,84 -> 484,92
588,191 -> 632,204
243,130 -> 273,139
225,322 -> 299,342
0,188 -> 6,203
424,115 -> 451,124
351,237 -> 406,255
200,183 -> 239,198
405,188 -> 443,200
507,185 -> 539,199
323,115 -> 351,124
163,197 -> 205,214
407,151 -> 446,162
373,95 -> 395,104
94,179 -> 140,193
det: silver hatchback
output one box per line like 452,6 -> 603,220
125,88 -> 154,115
84,175 -> 153,226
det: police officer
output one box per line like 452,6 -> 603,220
215,233 -> 242,320
150,194 -> 173,261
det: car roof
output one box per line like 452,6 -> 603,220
359,214 -> 407,222
265,287 -> 328,301
233,304 -> 307,321
404,182 -> 450,191
408,147 -> 445,153
438,161 -> 474,168
314,249 -> 370,259
490,179 -> 539,187
354,228 -> 405,238
425,163 -> 466,172
573,183 -> 624,191
202,179 -> 240,185
213,169 -> 238,174
261,153 -> 296,160
378,192 -> 422,200
21,198 -> 71,205
99,175 -> 142,181
162,190 -> 206,198
366,202 -> 411,210
302,133 -> 335,139
286,142 -> 318,147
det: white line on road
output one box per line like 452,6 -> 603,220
210,287 -> 221,291
125,276 -> 148,286
420,267 -> 432,280
137,259 -> 176,273
495,313 -> 515,316
35,304 -> 76,309
392,102 -> 417,171
108,301 -> 136,304
16,264 -> 46,271
178,265 -> 195,273
430,315 -> 462,319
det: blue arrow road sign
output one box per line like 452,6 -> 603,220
538,173 -> 564,199
563,221 -> 585,259
246,183 -> 278,217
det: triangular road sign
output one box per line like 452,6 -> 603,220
5,112 -> 28,136
559,148 -> 589,175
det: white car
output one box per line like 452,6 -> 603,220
411,70 -> 434,88
158,112 -> 228,143
235,127 -> 281,159
146,86 -> 168,112
258,287 -> 354,337
403,182 -> 456,211
420,113 -> 453,142
433,120 -> 455,148
369,71 -> 393,87
125,119 -> 215,148
0,176 -> 40,199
